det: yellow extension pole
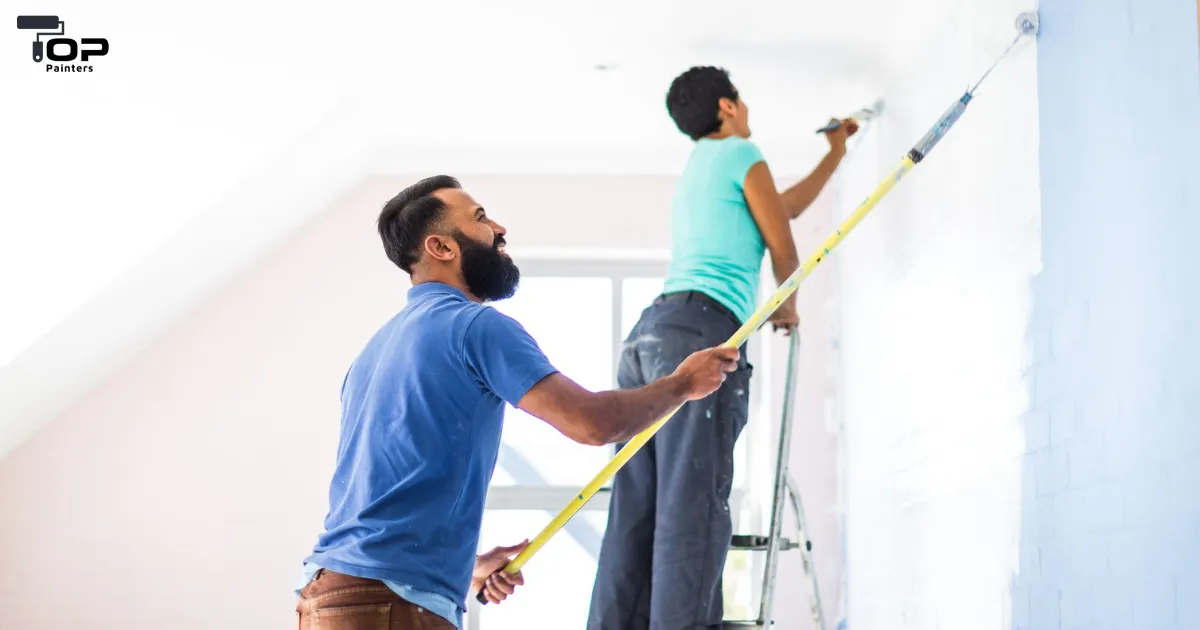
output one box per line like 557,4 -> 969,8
495,154 -> 917,579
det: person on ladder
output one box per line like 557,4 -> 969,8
587,66 -> 857,630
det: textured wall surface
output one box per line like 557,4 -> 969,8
839,1 -> 1200,629
1014,1 -> 1200,629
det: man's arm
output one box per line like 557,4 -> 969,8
515,347 -> 740,446
463,308 -> 738,446
516,373 -> 688,446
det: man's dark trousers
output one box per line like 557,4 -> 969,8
587,291 -> 753,630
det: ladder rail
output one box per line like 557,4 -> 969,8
757,330 -> 805,627
787,476 -> 826,630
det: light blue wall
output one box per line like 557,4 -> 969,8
1016,1 -> 1200,629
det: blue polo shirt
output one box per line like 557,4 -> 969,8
300,282 -> 558,624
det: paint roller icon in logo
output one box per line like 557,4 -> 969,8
16,15 -> 64,62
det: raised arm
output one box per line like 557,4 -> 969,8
778,118 -> 858,219
516,346 -> 740,446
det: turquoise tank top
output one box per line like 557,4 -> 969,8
662,136 -> 767,324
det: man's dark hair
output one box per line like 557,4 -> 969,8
665,66 -> 738,141
377,175 -> 461,273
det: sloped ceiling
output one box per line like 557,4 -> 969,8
0,0 -> 968,457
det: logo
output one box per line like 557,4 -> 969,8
16,15 -> 108,72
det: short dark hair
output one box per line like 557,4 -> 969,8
665,66 -> 738,140
377,175 -> 461,273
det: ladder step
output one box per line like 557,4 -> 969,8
730,534 -> 770,550
730,535 -> 805,551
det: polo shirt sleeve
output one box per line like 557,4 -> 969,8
462,307 -> 560,406
725,138 -> 766,190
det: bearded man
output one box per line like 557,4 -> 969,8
293,175 -> 741,630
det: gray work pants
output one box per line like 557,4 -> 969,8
587,291 -> 753,630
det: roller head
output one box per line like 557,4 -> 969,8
815,99 -> 885,133
851,99 -> 884,120
1016,11 -> 1039,37
17,15 -> 60,30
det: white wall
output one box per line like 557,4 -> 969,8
0,172 -> 840,628
833,1 -> 1041,629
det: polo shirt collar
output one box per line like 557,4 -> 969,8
408,281 -> 470,302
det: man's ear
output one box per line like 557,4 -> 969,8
423,233 -> 457,263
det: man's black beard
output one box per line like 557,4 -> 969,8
454,231 -> 520,302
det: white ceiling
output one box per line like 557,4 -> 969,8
0,0 -> 965,455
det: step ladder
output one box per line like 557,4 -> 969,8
724,331 -> 826,630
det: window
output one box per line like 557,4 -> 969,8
489,276 -> 615,487
620,277 -> 666,339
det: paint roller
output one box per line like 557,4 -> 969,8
16,15 -> 64,63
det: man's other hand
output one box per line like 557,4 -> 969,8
472,540 -> 528,604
